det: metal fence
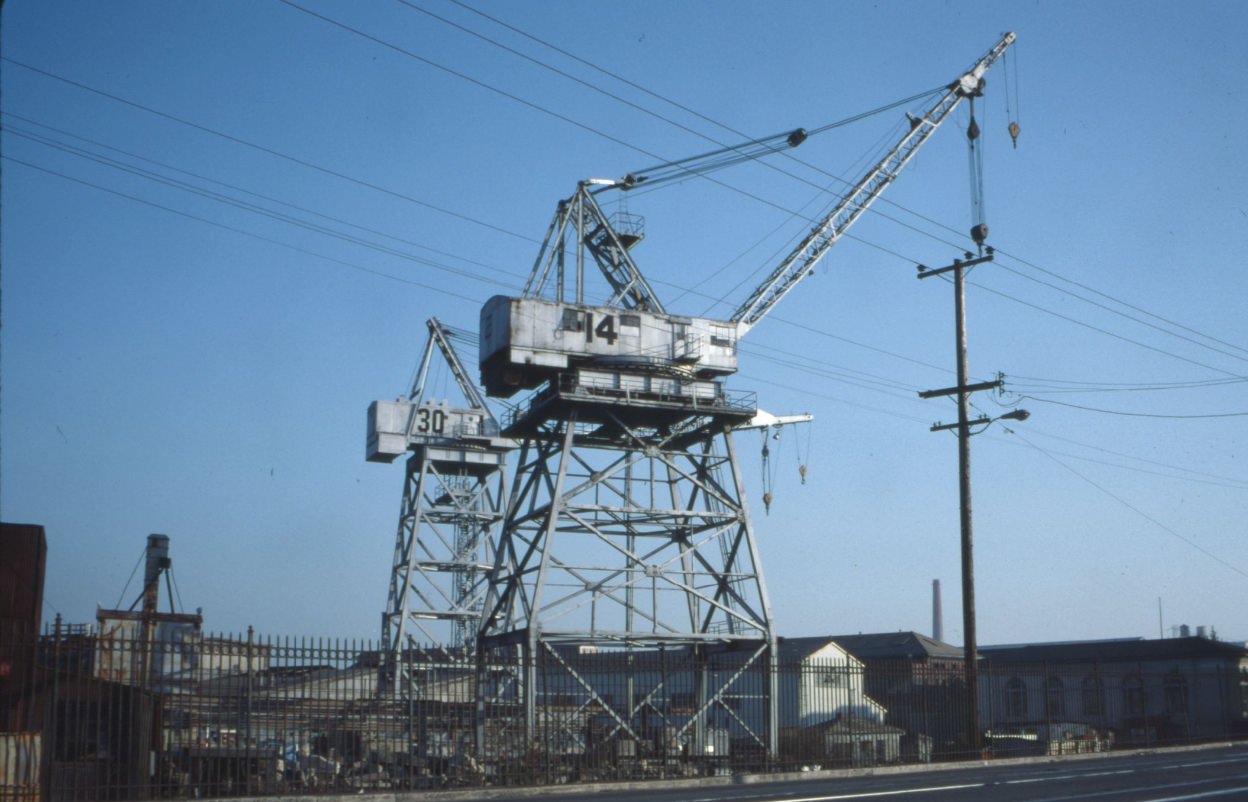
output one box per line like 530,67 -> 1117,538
1,623 -> 1245,800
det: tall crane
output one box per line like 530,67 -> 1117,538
367,319 -> 511,693
474,33 -> 1014,763
480,32 -> 1014,397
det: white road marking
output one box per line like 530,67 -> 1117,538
749,783 -> 984,801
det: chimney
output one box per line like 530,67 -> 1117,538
1180,624 -> 1191,638
932,579 -> 943,642
143,534 -> 171,617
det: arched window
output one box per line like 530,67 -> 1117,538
1164,672 -> 1188,715
1046,676 -> 1066,717
1006,676 -> 1028,718
1124,674 -> 1146,717
1082,675 -> 1104,716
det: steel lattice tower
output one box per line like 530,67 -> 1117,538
475,377 -> 779,759
368,320 -> 510,696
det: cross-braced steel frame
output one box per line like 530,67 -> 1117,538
477,400 -> 778,760
380,444 -> 506,694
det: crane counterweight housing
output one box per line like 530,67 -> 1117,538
366,399 -> 501,464
479,294 -> 739,398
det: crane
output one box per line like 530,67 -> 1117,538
479,32 -> 1015,400
367,318 -> 511,695
472,33 -> 1015,764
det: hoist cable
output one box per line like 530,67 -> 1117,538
116,548 -> 146,611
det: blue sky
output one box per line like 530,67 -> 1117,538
2,1 -> 1245,646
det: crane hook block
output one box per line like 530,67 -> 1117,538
787,128 -> 809,148
967,116 -> 981,141
971,223 -> 989,246
1008,121 -> 1020,149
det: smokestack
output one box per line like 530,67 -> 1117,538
932,579 -> 944,642
143,534 -> 171,617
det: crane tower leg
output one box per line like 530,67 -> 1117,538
380,446 -> 506,696
475,403 -> 778,768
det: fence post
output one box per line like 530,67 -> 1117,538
47,615 -> 63,802
1043,661 -> 1051,751
981,659 -> 992,755
245,626 -> 254,750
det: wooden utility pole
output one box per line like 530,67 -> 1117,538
918,250 -> 998,755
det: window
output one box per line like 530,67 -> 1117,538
1006,677 -> 1028,718
710,326 -> 735,348
1124,674 -> 1146,717
1046,676 -> 1066,717
1164,672 -> 1188,716
560,308 -> 583,331
1082,675 -> 1104,716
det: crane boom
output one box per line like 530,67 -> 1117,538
367,318 -> 503,462
729,32 -> 1015,336
420,318 -> 493,416
479,33 -> 1014,401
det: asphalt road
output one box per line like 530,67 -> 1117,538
441,744 -> 1248,802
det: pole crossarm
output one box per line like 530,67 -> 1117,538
918,379 -> 1002,399
930,416 -> 994,433
916,251 -> 994,279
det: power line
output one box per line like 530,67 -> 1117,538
3,111 -> 525,285
9,40 -> 1245,410
1005,374 -> 1247,394
992,243 -> 1248,361
1010,430 -> 1248,582
1013,427 -> 1248,490
3,155 -> 485,305
5,121 -> 521,291
995,261 -> 1248,366
743,355 -> 1248,491
278,0 -> 913,231
12,46 -> 1234,390
438,2 -> 1248,368
12,70 -> 1240,408
969,276 -> 1248,379
275,1 -> 662,164
0,104 -> 965,386
0,56 -> 538,246
301,1 -> 980,314
1017,395 -> 1248,420
21,132 -> 1240,498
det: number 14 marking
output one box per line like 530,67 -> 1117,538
585,313 -> 619,345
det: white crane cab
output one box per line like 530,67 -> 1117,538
478,295 -> 740,398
